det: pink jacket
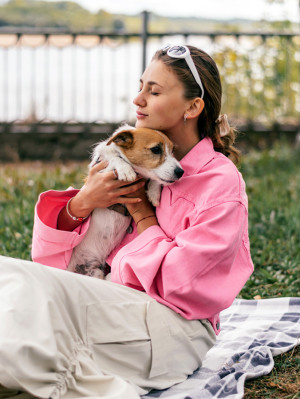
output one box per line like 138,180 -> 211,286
32,138 -> 254,334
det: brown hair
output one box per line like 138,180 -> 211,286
152,46 -> 240,165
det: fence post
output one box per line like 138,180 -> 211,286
141,10 -> 149,73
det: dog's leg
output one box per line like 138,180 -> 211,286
91,140 -> 137,182
107,157 -> 137,182
146,180 -> 162,207
67,208 -> 131,279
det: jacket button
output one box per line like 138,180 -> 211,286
126,225 -> 133,234
216,322 -> 220,330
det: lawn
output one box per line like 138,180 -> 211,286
239,142 -> 300,300
0,139 -> 299,397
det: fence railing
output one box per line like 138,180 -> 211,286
0,18 -> 299,133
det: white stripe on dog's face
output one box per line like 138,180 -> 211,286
134,144 -> 184,184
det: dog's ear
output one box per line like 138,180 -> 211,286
107,131 -> 134,148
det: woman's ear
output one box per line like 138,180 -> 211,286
186,98 -> 205,120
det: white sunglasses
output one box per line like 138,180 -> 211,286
162,44 -> 205,99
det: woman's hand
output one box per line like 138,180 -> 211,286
73,161 -> 145,216
57,161 -> 145,231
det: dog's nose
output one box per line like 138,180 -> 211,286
174,166 -> 184,179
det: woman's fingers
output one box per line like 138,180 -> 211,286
118,196 -> 142,204
85,163 -> 147,207
117,180 -> 145,196
90,160 -> 109,174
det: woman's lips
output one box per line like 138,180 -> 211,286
136,111 -> 148,119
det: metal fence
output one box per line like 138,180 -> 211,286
0,19 -> 299,133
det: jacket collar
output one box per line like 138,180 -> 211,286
180,137 -> 216,176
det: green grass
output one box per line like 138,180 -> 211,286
244,346 -> 300,399
0,161 -> 88,259
0,141 -> 299,397
239,142 -> 300,299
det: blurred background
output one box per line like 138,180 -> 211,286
0,0 -> 299,160
0,3 -> 299,394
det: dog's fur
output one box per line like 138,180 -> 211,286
67,124 -> 184,279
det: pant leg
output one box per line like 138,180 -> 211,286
0,256 -> 215,398
85,298 -> 216,394
0,256 -> 140,399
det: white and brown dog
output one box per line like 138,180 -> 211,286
67,124 -> 184,279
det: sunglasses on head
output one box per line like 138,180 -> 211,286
162,44 -> 205,99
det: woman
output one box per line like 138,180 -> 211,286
0,45 -> 253,399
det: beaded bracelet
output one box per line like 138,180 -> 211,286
136,215 -> 157,226
66,198 -> 88,222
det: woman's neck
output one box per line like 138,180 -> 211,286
166,125 -> 200,160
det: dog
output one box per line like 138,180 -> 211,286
67,124 -> 184,279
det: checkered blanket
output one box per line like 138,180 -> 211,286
143,297 -> 300,399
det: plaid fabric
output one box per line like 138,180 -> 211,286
143,297 -> 300,399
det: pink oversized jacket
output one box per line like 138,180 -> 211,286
32,138 -> 254,334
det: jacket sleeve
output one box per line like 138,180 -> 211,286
110,200 -> 253,320
31,189 -> 91,269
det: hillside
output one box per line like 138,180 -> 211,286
0,0 -> 296,32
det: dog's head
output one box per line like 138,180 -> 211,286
107,124 -> 184,184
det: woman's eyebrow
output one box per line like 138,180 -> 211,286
139,79 -> 163,88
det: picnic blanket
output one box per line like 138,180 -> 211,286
143,297 -> 300,399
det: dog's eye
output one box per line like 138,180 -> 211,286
150,145 -> 162,155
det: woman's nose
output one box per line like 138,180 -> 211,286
133,91 -> 146,107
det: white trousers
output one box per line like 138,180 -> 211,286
0,256 -> 216,399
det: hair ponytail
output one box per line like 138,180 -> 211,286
211,126 -> 241,166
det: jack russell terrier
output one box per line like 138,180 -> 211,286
67,124 -> 184,279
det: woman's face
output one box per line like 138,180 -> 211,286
133,60 -> 190,134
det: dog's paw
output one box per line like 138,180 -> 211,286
147,180 -> 161,207
116,165 -> 137,181
91,268 -> 106,279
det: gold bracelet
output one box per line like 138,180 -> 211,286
66,198 -> 88,222
136,215 -> 157,226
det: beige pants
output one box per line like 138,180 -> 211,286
0,256 -> 215,399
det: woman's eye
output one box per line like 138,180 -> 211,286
151,92 -> 159,96
150,145 -> 162,155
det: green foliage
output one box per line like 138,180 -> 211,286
0,0 -> 93,29
0,0 -> 124,29
213,35 -> 300,124
0,0 -> 298,31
